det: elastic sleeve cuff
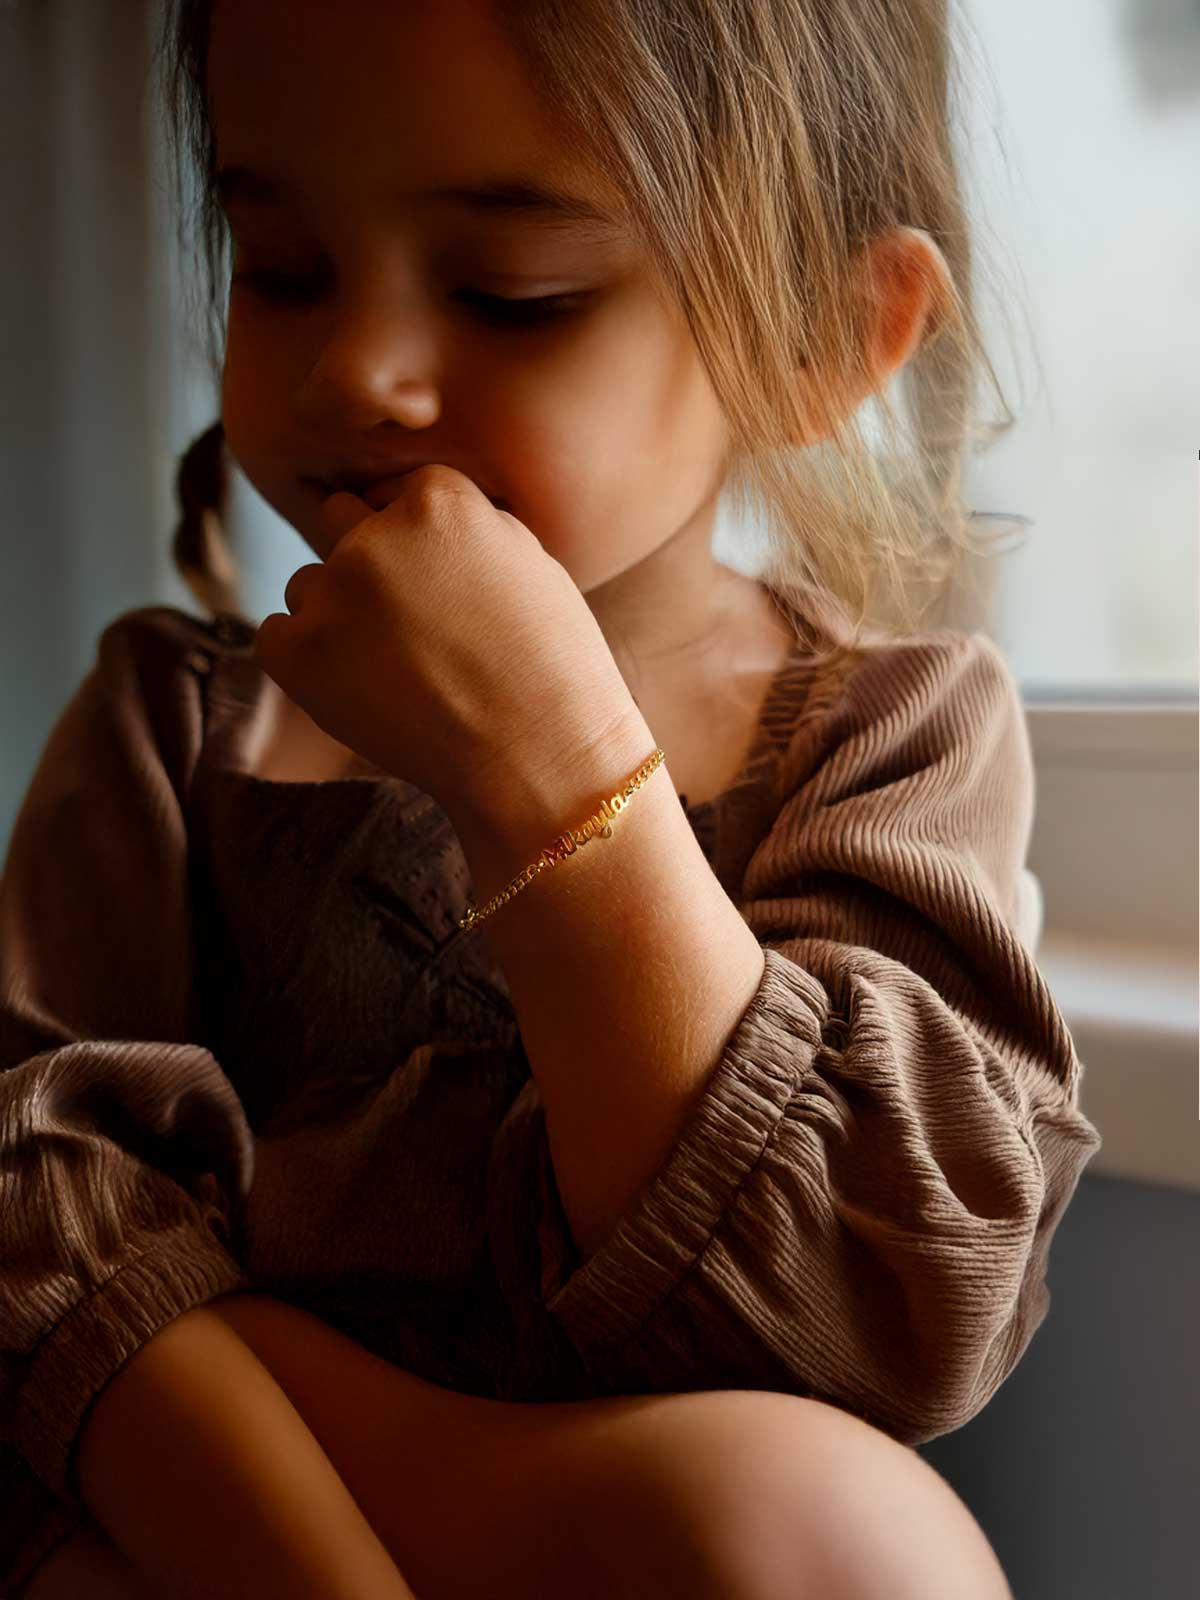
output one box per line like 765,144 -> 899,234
543,947 -> 820,1364
11,1223 -> 251,1503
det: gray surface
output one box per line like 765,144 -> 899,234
919,1171 -> 1199,1600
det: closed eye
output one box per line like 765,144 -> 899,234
229,272 -> 586,327
454,289 -> 585,326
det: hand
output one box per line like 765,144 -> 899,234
252,465 -> 639,821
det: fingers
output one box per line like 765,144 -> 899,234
317,489 -> 376,542
282,563 -> 324,614
359,476 -> 415,511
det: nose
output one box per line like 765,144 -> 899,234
296,292 -> 442,432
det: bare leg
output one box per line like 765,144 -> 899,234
204,1293 -> 1012,1600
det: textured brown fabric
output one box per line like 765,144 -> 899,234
0,603 -> 1101,1594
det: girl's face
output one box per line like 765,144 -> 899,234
209,0 -> 743,677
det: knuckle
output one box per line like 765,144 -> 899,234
327,531 -> 377,587
406,462 -> 457,506
408,463 -> 478,527
411,462 -> 459,489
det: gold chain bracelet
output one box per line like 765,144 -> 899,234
457,746 -> 667,933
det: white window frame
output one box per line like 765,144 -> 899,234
1023,701 -> 1198,1195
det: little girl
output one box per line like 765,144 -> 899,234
1,1 -> 1101,1596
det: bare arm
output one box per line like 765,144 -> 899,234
72,1301 -> 417,1600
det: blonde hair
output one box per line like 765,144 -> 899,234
156,0 -> 1035,656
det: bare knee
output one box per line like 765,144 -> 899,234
576,1389 -> 1014,1600
761,1395 -> 1014,1600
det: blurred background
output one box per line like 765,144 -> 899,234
1,2 -> 1197,1595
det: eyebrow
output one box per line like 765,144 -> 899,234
213,165 -> 627,238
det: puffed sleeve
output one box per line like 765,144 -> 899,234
534,629 -> 1103,1444
0,609 -> 255,1505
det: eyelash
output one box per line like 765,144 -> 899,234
229,271 -> 583,326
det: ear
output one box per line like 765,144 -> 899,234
857,225 -> 953,382
788,226 -> 953,445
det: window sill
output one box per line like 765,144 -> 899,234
1036,928 -> 1199,1195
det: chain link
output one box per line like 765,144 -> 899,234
457,747 -> 667,933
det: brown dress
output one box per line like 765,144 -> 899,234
0,601 -> 1101,1594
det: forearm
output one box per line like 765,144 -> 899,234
72,1299 -> 416,1600
204,1292 -> 522,1568
450,708 -> 766,1261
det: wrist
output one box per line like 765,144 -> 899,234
448,701 -> 658,907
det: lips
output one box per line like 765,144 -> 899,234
337,470 -> 417,496
305,475 -> 510,511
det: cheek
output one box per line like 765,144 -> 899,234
516,463 -> 653,592
217,373 -> 257,490
535,321 -> 714,497
222,301 -> 298,387
220,323 -> 286,457
488,354 -> 683,555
